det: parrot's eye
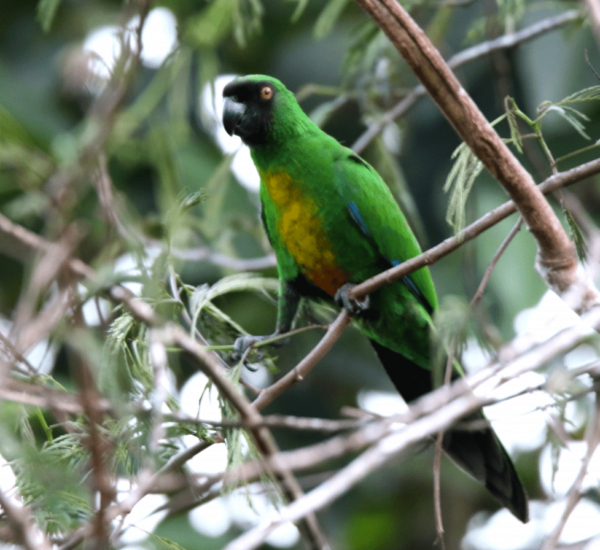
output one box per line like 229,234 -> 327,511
260,86 -> 273,101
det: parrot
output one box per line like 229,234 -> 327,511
222,74 -> 528,523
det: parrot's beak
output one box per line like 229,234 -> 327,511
223,98 -> 246,136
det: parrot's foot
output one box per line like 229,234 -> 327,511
335,283 -> 370,316
231,333 -> 289,363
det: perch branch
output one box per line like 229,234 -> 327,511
354,0 -> 589,307
352,10 -> 581,154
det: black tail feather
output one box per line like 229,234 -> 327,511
370,340 -> 529,523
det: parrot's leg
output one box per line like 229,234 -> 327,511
334,283 -> 370,316
231,280 -> 300,361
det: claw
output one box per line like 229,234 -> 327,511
230,335 -> 267,362
230,332 -> 290,364
335,283 -> 370,316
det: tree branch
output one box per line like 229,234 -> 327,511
0,488 -> 53,550
1,158 -> 599,549
224,305 -> 600,550
540,390 -> 600,550
354,0 -> 592,306
352,10 -> 581,154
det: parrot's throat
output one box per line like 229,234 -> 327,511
261,170 -> 348,296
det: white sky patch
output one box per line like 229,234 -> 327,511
82,25 -> 121,81
188,497 -> 231,537
357,389 -> 408,418
179,372 -> 228,475
463,504 -> 545,550
544,498 -> 600,544
117,488 -> 168,545
0,454 -> 17,497
463,498 -> 600,549
112,246 -> 162,296
184,440 -> 228,475
563,396 -> 592,434
226,485 -> 300,548
458,339 -> 549,455
267,522 -> 302,548
241,362 -> 271,388
539,441 -> 600,496
78,283 -> 111,327
513,290 -> 584,340
80,246 -> 161,324
0,317 -> 56,375
564,343 -> 599,370
201,75 -> 261,192
82,7 -> 178,89
484,371 -> 550,455
461,338 -> 491,372
179,372 -> 222,421
138,7 -> 178,69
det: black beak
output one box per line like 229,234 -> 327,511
223,98 -> 246,136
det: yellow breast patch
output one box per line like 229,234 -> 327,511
262,171 -> 347,296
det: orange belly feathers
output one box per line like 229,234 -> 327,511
261,171 -> 347,296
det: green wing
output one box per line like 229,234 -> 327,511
333,149 -> 438,311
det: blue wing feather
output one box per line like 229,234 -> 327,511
343,170 -> 436,314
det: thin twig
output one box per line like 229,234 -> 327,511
347,157 -> 600,302
585,50 -> 600,81
471,217 -> 524,306
58,437 -> 220,550
2,159 -> 599,413
433,348 -> 455,549
356,0 -> 584,303
0,488 -> 53,550
224,307 -> 600,550
584,0 -> 600,48
2,159 -> 600,548
167,245 -> 277,271
352,10 -> 581,154
251,312 -> 351,411
541,390 -> 600,550
167,412 -> 366,433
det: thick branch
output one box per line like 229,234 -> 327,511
225,305 -> 600,550
0,489 -> 52,550
354,0 -> 585,302
352,10 -> 581,154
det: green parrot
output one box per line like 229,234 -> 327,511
222,74 -> 528,522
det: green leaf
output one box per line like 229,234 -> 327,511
184,0 -> 236,48
314,0 -> 349,39
35,408 -> 53,442
190,274 -> 278,326
443,142 -> 484,234
148,532 -> 189,550
0,105 -> 36,146
36,0 -> 61,33
2,192 -> 51,222
504,97 -> 523,153
544,105 -> 590,140
232,0 -> 263,47
179,189 -> 208,210
562,205 -> 587,263
290,0 -> 311,22
557,85 -> 600,105
197,154 -> 235,240
430,296 -> 471,388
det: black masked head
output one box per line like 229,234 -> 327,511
222,75 -> 309,148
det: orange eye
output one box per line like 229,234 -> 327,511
260,86 -> 273,100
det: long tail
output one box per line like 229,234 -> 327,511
370,340 -> 529,523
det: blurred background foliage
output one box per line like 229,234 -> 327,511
0,0 -> 600,549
